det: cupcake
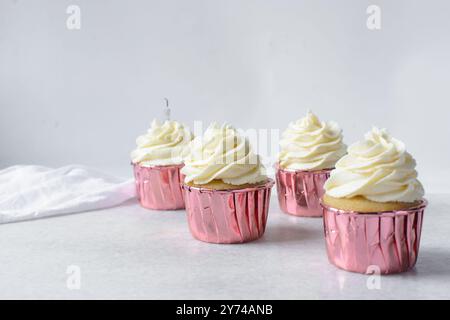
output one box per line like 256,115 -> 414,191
322,127 -> 426,274
276,111 -> 346,217
131,119 -> 193,210
181,123 -> 274,244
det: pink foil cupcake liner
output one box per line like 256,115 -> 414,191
275,164 -> 331,217
181,179 -> 275,244
133,163 -> 185,210
321,200 -> 427,274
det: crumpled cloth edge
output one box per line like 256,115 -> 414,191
0,165 -> 137,224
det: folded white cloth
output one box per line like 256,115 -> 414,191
0,165 -> 136,224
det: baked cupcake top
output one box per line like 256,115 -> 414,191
130,119 -> 193,166
181,122 -> 267,186
324,127 -> 424,203
278,111 -> 346,170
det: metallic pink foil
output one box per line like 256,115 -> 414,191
275,164 -> 331,217
321,200 -> 427,274
181,180 -> 275,244
133,163 -> 185,210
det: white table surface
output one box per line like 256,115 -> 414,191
1,193 -> 449,300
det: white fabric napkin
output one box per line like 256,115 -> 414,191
0,165 -> 136,224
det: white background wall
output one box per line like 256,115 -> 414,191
1,0 -> 450,192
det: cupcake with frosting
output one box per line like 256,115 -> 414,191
276,111 -> 346,217
323,127 -> 424,211
321,127 -> 427,274
181,123 -> 274,244
131,119 -> 193,210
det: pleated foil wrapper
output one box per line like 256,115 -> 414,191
181,179 -> 275,244
275,164 -> 331,217
133,163 -> 185,210
321,200 -> 427,274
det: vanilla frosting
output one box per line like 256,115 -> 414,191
324,127 -> 424,203
181,123 -> 267,185
131,119 -> 193,166
278,111 -> 346,170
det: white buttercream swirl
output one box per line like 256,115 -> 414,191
278,111 -> 346,170
181,123 -> 267,185
324,127 -> 424,203
130,119 -> 193,166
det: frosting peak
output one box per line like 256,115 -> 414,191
278,111 -> 347,170
181,123 -> 267,185
130,119 -> 193,166
324,127 -> 424,203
